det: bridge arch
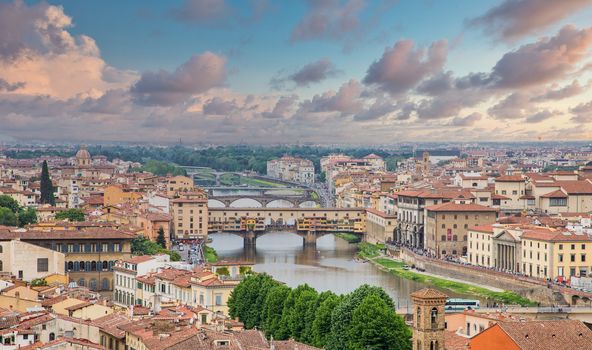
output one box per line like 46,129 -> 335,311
229,198 -> 263,208
266,199 -> 295,208
298,200 -> 318,208
208,199 -> 226,208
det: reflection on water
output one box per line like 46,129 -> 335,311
209,231 -> 429,308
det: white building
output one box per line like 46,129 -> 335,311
266,156 -> 315,184
113,254 -> 171,307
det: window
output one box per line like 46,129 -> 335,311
550,198 -> 567,207
559,244 -> 563,250
559,254 -> 563,262
582,254 -> 586,262
215,294 -> 222,306
37,258 -> 49,272
430,307 -> 438,327
571,244 -> 575,250
571,254 -> 576,262
441,235 -> 446,241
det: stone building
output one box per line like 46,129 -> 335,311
411,288 -> 447,350
425,202 -> 498,257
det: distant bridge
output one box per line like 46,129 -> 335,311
207,188 -> 321,208
208,207 -> 366,246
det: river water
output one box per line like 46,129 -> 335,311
209,231 -> 432,309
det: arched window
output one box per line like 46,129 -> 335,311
431,307 -> 438,327
79,261 -> 85,271
78,278 -> 85,287
67,261 -> 74,271
91,261 -> 97,271
102,278 -> 110,291
102,261 -> 108,271
49,333 -> 55,341
108,261 -> 114,271
453,235 -> 458,241
90,279 -> 97,291
430,340 -> 438,350
73,261 -> 80,271
0,260 -> 3,271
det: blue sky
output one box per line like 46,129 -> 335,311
1,0 -> 592,143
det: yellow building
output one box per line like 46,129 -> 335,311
494,175 -> 526,211
171,195 -> 208,240
521,228 -> 592,280
0,240 -> 65,282
425,202 -> 498,257
103,185 -> 142,207
166,175 -> 194,197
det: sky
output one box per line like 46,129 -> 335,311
1,0 -> 592,144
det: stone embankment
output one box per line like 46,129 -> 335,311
392,247 -> 568,306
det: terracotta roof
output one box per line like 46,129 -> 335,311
0,228 -> 135,241
444,331 -> 470,350
494,320 -> 592,350
541,189 -> 568,198
557,180 -> 592,194
122,255 -> 155,264
469,224 -> 496,234
410,288 -> 448,299
495,175 -> 524,182
64,301 -> 93,311
92,313 -> 130,339
521,229 -> 591,242
425,202 -> 498,212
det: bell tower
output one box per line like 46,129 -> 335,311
411,288 -> 447,350
422,151 -> 430,173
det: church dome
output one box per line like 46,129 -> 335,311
76,145 -> 91,160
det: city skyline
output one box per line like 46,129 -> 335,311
1,0 -> 592,144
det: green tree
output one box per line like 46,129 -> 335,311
311,293 -> 341,348
55,208 -> 85,221
18,207 -> 37,227
40,160 -> 55,205
156,226 -> 167,248
348,294 -> 411,350
262,284 -> 291,337
131,235 -> 180,261
326,284 -> 395,350
30,278 -> 47,287
0,207 -> 18,226
277,284 -> 317,340
0,195 -> 20,213
216,267 -> 230,276
227,274 -> 279,329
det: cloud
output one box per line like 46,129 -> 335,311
449,112 -> 482,126
131,52 -> 226,106
489,25 -> 592,88
202,97 -> 239,115
81,89 -> 131,115
570,101 -> 592,123
363,39 -> 448,95
0,78 -> 25,92
299,79 -> 364,115
261,95 -> 298,119
525,109 -> 558,123
353,99 -> 397,121
271,59 -> 341,89
488,92 -> 532,119
290,0 -> 366,42
0,1 -> 137,99
531,80 -> 587,101
170,0 -> 231,24
468,0 -> 590,41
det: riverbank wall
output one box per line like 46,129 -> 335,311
391,247 -> 567,306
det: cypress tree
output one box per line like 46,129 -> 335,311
156,226 -> 167,248
40,160 -> 55,205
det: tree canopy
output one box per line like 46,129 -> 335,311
55,208 -> 85,222
40,160 -> 55,206
228,276 -> 411,350
0,195 -> 37,227
131,235 -> 181,261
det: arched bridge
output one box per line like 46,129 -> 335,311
207,188 -> 321,208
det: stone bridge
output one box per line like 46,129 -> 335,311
208,207 -> 366,246
207,188 -> 321,208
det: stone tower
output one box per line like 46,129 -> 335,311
75,145 -> 91,167
411,288 -> 447,350
422,151 -> 430,173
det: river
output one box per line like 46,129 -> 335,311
209,231 -> 432,309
